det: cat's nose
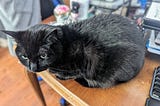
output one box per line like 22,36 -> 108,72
30,63 -> 37,71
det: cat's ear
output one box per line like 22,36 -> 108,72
0,30 -> 24,42
52,27 -> 63,39
45,27 -> 63,42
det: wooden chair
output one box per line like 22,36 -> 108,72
26,71 -> 89,106
26,52 -> 160,106
24,16 -> 160,106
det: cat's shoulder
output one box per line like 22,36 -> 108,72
88,14 -> 129,21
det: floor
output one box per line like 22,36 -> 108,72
0,47 -> 62,106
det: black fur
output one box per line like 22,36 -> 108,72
2,14 -> 145,88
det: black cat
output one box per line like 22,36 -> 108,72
1,14 -> 145,88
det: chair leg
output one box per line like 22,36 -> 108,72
25,70 -> 46,106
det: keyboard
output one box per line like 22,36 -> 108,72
150,67 -> 160,101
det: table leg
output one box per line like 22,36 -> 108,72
25,70 -> 46,106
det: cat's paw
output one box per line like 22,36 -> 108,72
55,75 -> 73,80
56,76 -> 67,80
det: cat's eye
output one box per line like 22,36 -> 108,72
40,53 -> 47,59
21,55 -> 28,60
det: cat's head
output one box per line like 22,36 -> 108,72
1,24 -> 63,72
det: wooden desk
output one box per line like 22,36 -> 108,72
26,16 -> 160,106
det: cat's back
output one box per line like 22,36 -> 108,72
68,14 -> 144,47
